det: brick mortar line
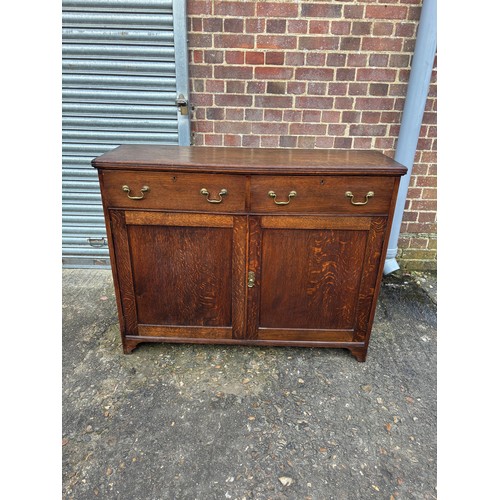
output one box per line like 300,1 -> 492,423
188,40 -> 424,58
190,54 -> 420,58
399,233 -> 437,238
188,20 -> 419,32
188,10 -> 422,21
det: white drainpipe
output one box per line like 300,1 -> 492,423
384,0 -> 437,275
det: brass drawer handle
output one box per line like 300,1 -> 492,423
200,188 -> 228,204
345,191 -> 374,206
122,185 -> 149,200
268,190 -> 297,205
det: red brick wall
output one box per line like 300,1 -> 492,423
187,0 -> 437,271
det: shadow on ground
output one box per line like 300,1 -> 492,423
62,269 -> 436,500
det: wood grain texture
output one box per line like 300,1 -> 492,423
109,210 -> 138,336
231,216 -> 248,339
99,171 -> 128,349
250,175 -> 394,214
257,328 -> 353,342
353,217 -> 387,342
259,225 -> 368,330
95,146 -> 406,361
123,335 -> 366,350
102,170 -> 246,212
125,211 -> 233,227
245,216 -> 262,340
261,215 -> 371,230
138,325 -> 232,339
93,145 -> 407,176
361,177 -> 403,349
127,222 -> 233,328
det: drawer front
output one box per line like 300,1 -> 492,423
101,171 -> 246,212
250,175 -> 395,214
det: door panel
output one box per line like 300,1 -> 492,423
108,209 -> 387,346
259,227 -> 368,330
248,215 -> 386,342
109,210 -> 246,339
128,224 -> 233,326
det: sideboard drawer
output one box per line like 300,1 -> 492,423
101,170 -> 246,212
250,175 -> 395,214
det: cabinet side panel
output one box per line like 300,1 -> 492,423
109,210 -> 139,336
359,177 -> 403,347
127,224 -> 233,327
99,172 -> 127,342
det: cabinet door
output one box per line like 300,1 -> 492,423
108,210 -> 247,342
246,215 -> 387,344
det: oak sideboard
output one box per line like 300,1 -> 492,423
92,145 -> 406,361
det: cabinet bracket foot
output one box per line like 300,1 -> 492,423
123,339 -> 142,354
348,346 -> 368,362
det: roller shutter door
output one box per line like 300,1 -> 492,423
62,0 -> 190,268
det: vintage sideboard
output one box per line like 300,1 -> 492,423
92,145 -> 406,361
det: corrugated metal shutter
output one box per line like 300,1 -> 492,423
62,0 -> 189,268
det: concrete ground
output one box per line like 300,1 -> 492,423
62,268 -> 437,500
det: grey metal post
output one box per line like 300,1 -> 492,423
173,0 -> 191,145
384,0 -> 437,274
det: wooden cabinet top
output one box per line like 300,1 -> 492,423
92,145 -> 407,176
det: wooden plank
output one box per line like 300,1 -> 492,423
125,211 -> 233,227
257,328 -> 354,342
261,215 -> 372,230
125,334 -> 364,350
245,216 -> 261,340
138,325 -> 233,339
109,210 -> 138,336
93,145 -> 407,176
231,216 -> 248,339
353,216 -> 387,341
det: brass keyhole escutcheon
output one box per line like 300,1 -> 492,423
247,271 -> 256,288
